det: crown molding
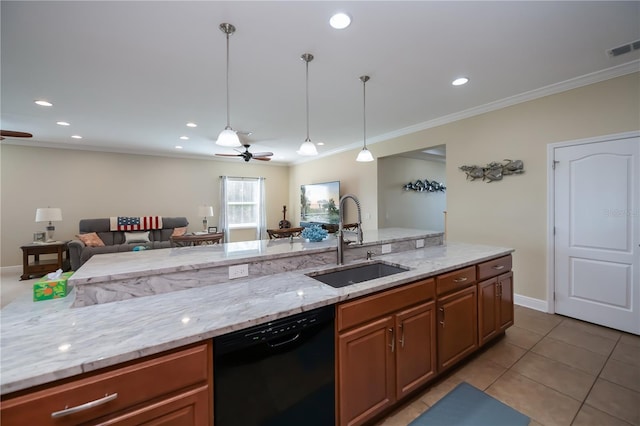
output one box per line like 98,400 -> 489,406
293,60 -> 640,165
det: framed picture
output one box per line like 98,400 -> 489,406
208,226 -> 218,233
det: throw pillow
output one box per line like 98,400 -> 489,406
172,226 -> 188,237
76,232 -> 105,247
124,231 -> 150,244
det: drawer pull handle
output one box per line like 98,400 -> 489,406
51,393 -> 118,418
492,265 -> 505,270
453,277 -> 468,283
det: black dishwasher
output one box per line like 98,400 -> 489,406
214,305 -> 335,426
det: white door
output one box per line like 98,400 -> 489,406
554,135 -> 639,334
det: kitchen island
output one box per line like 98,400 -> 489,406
1,233 -> 512,396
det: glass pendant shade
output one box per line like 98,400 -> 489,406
216,127 -> 241,147
297,140 -> 318,156
356,147 -> 374,162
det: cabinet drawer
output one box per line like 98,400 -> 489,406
436,266 -> 476,296
337,279 -> 435,332
477,255 -> 512,281
1,342 -> 210,426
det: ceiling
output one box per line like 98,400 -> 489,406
1,1 -> 639,165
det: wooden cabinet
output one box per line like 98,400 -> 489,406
477,255 -> 514,347
478,272 -> 514,346
0,342 -> 212,426
336,279 -> 436,426
436,285 -> 478,372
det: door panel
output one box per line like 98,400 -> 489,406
554,136 -> 639,334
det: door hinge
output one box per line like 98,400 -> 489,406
552,160 -> 559,170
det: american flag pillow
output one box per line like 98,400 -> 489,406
110,216 -> 163,231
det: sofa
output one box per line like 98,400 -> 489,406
68,217 -> 189,270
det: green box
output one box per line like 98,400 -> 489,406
33,271 -> 73,301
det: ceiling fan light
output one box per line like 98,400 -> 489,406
356,147 -> 374,162
297,140 -> 318,156
216,128 -> 241,147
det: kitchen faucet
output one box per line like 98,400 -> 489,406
337,194 -> 363,265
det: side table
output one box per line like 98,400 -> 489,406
170,233 -> 224,247
20,242 -> 70,280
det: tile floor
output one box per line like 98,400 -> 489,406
2,272 -> 639,425
376,305 -> 640,426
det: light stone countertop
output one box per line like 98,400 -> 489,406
69,228 -> 443,285
0,240 -> 513,395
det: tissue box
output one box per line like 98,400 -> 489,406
33,271 -> 73,301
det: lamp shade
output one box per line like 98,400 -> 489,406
198,205 -> 214,217
297,141 -> 318,156
35,208 -> 62,222
216,128 -> 241,147
356,148 -> 374,162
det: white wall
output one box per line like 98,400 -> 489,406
377,156 -> 446,231
0,146 -> 289,266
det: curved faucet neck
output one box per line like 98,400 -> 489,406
337,194 -> 363,265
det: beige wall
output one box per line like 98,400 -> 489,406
292,72 -> 640,302
378,156 -> 446,231
2,73 -> 637,303
0,146 -> 289,266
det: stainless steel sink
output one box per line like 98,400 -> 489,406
307,261 -> 409,288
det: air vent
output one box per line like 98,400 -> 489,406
608,40 -> 640,57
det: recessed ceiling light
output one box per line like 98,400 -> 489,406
317,142 -> 325,146
180,136 -> 189,140
452,77 -> 469,86
186,122 -> 197,128
34,100 -> 53,107
330,12 -> 351,29
71,135 -> 82,139
56,121 -> 70,126
175,145 -> 183,149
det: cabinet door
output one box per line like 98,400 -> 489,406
478,278 -> 499,347
498,271 -> 514,332
338,316 -> 395,426
91,385 -> 209,426
437,285 -> 478,372
395,301 -> 437,399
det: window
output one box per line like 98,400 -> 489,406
220,176 -> 266,240
226,178 -> 259,228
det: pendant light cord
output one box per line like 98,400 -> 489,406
305,58 -> 310,142
225,32 -> 231,129
363,78 -> 367,149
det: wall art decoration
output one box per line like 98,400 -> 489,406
459,159 -> 524,182
402,179 -> 446,192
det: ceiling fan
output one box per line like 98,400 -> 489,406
0,130 -> 33,141
216,144 -> 273,162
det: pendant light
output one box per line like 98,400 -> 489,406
356,75 -> 374,162
298,53 -> 318,156
216,23 -> 241,147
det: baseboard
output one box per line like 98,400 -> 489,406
514,293 -> 549,313
1,265 -> 22,274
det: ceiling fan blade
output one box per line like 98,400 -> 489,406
1,130 -> 33,139
215,153 -> 242,157
253,157 -> 271,161
251,152 -> 273,157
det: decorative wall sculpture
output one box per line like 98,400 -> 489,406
459,159 -> 524,182
403,179 -> 446,192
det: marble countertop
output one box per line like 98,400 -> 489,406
1,240 -> 513,395
69,228 -> 443,285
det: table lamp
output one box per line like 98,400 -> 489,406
35,207 -> 63,242
198,205 -> 214,232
